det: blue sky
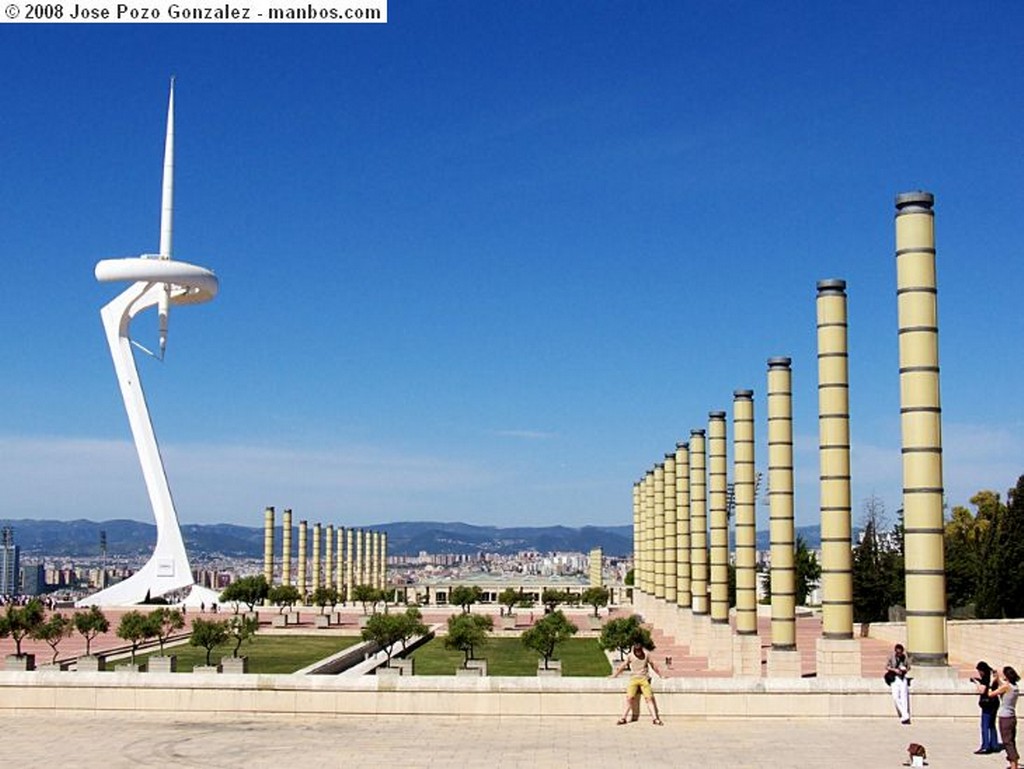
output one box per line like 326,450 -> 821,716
1,3 -> 1021,532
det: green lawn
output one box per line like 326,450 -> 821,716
410,637 -> 611,676
135,635 -> 362,673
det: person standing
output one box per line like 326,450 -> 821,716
612,642 -> 664,725
973,661 -> 1002,754
885,643 -> 911,724
992,666 -> 1020,769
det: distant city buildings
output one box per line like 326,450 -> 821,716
1,526 -> 19,595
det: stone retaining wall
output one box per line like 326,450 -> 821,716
869,619 -> 1024,668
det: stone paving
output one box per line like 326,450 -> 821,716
0,710 -> 987,768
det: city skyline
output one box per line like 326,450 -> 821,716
2,5 -> 1022,530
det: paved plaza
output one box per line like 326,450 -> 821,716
3,711 -> 986,769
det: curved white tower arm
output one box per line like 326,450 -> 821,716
79,81 -> 219,608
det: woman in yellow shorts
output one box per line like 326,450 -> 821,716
612,642 -> 664,725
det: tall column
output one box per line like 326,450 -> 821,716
674,442 -> 691,610
342,528 -> 350,593
345,527 -> 354,602
297,520 -> 308,599
896,191 -> 948,669
653,462 -> 666,601
380,532 -> 388,591
354,529 -> 364,587
325,524 -> 334,593
263,506 -> 275,585
708,411 -> 729,623
282,508 -> 293,587
369,530 -> 379,590
688,429 -> 708,616
632,481 -> 641,604
312,522 -> 322,591
663,453 -> 678,605
732,390 -> 761,676
816,280 -> 862,676
767,356 -> 800,677
642,470 -> 655,599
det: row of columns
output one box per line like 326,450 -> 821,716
631,191 -> 948,677
262,507 -> 388,601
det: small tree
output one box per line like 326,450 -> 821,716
73,606 -> 109,657
397,607 -> 428,652
498,588 -> 522,617
149,607 -> 185,654
444,613 -> 493,667
522,610 -> 577,669
352,584 -> 380,615
32,613 -> 72,664
599,615 -> 653,661
189,617 -> 229,666
541,588 -> 566,613
226,615 -> 258,658
116,610 -> 154,664
311,586 -> 339,615
361,612 -> 406,666
268,584 -> 301,614
0,599 -> 45,657
581,586 -> 610,618
795,535 -> 822,606
219,574 -> 269,613
449,585 -> 482,614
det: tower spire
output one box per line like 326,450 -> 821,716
159,77 -> 175,260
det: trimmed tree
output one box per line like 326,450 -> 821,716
599,615 -> 654,661
521,610 -> 577,670
449,585 -> 482,614
352,584 -> 380,615
0,599 -> 45,657
226,615 -> 259,658
444,613 -> 493,667
268,584 -> 301,614
149,607 -> 185,654
32,612 -> 72,664
311,586 -> 339,615
397,607 -> 428,652
219,574 -> 269,614
189,617 -> 229,666
116,610 -> 154,665
581,586 -> 610,618
541,588 -> 566,613
73,606 -> 109,657
361,612 -> 406,666
498,588 -> 522,617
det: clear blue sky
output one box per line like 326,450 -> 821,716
2,3 -> 1021,532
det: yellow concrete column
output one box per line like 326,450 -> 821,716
817,279 -> 854,639
768,357 -> 797,652
733,390 -> 757,635
312,522 -> 322,591
708,412 -> 729,623
380,532 -> 388,591
325,524 -> 334,593
297,520 -> 308,599
282,508 -> 293,587
674,442 -> 691,609
345,527 -> 354,602
336,527 -> 345,593
370,530 -> 379,590
653,462 -> 666,601
689,429 -> 708,616
643,470 -> 655,597
263,506 -> 275,586
663,453 -> 678,604
632,481 -> 641,602
895,190 -> 948,668
355,529 -> 364,588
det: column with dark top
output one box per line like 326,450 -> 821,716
688,428 -> 709,655
732,390 -> 761,675
896,191 -> 948,669
707,411 -> 732,669
263,506 -> 274,586
282,508 -> 293,587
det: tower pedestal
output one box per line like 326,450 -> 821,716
815,637 -> 862,678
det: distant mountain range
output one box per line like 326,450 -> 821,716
0,518 -> 823,560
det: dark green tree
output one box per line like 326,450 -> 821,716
541,588 -> 567,613
852,495 -> 904,623
0,599 -> 45,657
73,606 -> 109,657
976,477 -> 1024,618
32,613 -> 72,664
219,575 -> 269,613
362,612 -> 407,665
449,585 -> 482,614
795,535 -> 822,606
116,610 -> 154,664
580,586 -> 610,618
397,607 -> 429,652
521,610 -> 577,670
149,607 -> 185,654
189,618 -> 229,666
444,613 -> 493,667
311,586 -> 339,615
352,584 -> 381,615
498,587 -> 522,617
226,615 -> 259,658
598,614 -> 654,661
268,584 -> 301,613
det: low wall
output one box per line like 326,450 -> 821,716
869,619 -> 1024,668
0,671 -> 976,720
